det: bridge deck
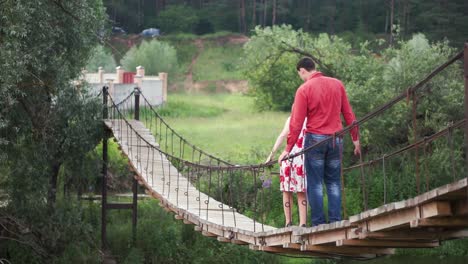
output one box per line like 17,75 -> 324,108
105,119 -> 468,260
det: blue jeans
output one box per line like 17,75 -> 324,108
304,133 -> 343,226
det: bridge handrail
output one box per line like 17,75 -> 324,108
137,90 -> 233,166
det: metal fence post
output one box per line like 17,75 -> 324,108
134,87 -> 140,121
132,86 -> 140,244
101,86 -> 109,249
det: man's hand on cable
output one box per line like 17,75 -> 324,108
353,140 -> 361,156
278,150 -> 289,165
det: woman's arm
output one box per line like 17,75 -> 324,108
265,117 -> 290,163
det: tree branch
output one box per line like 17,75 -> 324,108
49,0 -> 80,21
279,41 -> 336,77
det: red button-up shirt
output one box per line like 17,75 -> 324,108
286,72 -> 359,152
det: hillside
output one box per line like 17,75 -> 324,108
109,33 -> 249,93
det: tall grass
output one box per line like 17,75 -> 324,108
156,93 -> 289,164
192,43 -> 244,82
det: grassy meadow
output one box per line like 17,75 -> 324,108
155,92 -> 289,164
192,43 -> 244,82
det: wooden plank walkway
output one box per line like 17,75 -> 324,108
105,119 -> 468,260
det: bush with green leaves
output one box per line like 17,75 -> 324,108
85,45 -> 117,72
121,39 -> 178,76
244,25 -> 465,219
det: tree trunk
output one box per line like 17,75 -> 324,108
47,162 -> 61,210
241,0 -> 246,33
406,0 -> 411,36
305,0 -> 311,31
252,0 -> 256,27
328,0 -> 336,35
389,0 -> 394,46
263,0 -> 268,26
272,0 -> 276,25
385,9 -> 389,34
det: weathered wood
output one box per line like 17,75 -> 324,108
420,201 -> 452,218
301,244 -> 394,257
258,245 -> 338,258
231,239 -> 249,245
174,215 -> 184,220
259,232 -> 292,246
454,200 -> 468,215
411,217 -> 468,228
217,236 -> 231,243
359,230 -> 441,240
202,231 -> 217,237
337,239 -> 439,248
305,228 -> 347,245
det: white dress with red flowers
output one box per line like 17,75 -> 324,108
280,120 -> 307,193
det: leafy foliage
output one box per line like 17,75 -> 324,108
121,39 -> 178,76
85,45 -> 117,72
0,0 -> 105,260
156,4 -> 199,34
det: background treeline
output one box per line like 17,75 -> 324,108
105,0 -> 468,46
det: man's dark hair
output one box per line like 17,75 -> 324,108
296,57 -> 316,71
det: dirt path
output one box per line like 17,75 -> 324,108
184,39 -> 204,91
181,35 -> 250,93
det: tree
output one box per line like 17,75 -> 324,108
86,45 -> 117,72
0,0 -> 105,259
121,39 -> 178,76
156,4 -> 199,33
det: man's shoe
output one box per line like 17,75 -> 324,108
285,222 -> 292,227
300,224 -> 306,227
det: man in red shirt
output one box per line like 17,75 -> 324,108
279,57 -> 360,226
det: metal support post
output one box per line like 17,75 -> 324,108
101,86 -> 109,249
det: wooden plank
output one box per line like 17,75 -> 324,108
454,200 -> 468,215
283,242 -> 302,250
174,215 -> 184,220
260,245 -> 356,259
420,201 -> 452,218
260,232 -> 292,246
411,217 -> 468,228
217,237 -> 231,243
231,239 -> 249,245
305,228 -> 347,245
202,231 -> 217,237
359,230 -> 442,241
183,219 -> 193,225
301,244 -> 394,257
337,239 -> 439,248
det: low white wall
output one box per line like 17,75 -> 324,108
89,79 -> 163,106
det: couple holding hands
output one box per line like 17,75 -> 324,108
265,57 -> 360,227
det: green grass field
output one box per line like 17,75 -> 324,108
158,92 -> 289,164
192,42 -> 244,82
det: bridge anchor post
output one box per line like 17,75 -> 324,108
464,42 -> 468,179
101,86 -> 109,250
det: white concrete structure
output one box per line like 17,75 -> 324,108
83,66 -> 167,106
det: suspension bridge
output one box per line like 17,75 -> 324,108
100,44 -> 468,260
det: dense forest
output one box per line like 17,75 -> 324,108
105,0 -> 468,46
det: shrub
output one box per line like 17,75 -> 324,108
85,45 -> 116,72
121,39 -> 178,76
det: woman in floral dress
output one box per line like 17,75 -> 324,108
266,116 -> 307,227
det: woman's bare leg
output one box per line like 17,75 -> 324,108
283,192 -> 293,226
297,192 -> 307,226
